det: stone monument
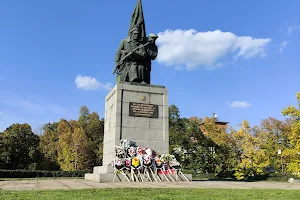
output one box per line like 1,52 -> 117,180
85,0 -> 170,182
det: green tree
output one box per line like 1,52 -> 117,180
168,105 -> 190,162
185,117 -> 216,174
39,122 -> 60,170
0,124 -> 40,170
201,117 -> 238,177
78,106 -> 104,169
168,105 -> 224,175
0,131 -> 9,169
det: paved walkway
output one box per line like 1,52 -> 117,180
0,179 -> 300,190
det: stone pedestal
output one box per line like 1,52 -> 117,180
85,83 -> 169,182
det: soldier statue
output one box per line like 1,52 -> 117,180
113,26 -> 158,84
114,26 -> 147,83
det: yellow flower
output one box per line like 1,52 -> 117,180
132,157 -> 140,168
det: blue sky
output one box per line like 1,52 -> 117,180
0,0 -> 299,132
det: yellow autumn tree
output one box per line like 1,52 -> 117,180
39,122 -> 60,170
233,120 -> 269,180
202,117 -> 232,147
201,117 -> 238,176
254,117 -> 292,174
56,119 -> 90,171
57,119 -> 78,171
72,126 -> 88,170
282,92 -> 300,176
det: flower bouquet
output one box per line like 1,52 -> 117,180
127,146 -> 136,157
136,147 -> 145,157
169,159 -> 181,170
113,157 -> 125,170
125,158 -> 131,169
145,148 -> 153,157
154,156 -> 163,169
143,154 -> 152,167
115,146 -> 125,158
131,156 -> 142,169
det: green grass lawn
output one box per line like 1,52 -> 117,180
1,188 -> 300,200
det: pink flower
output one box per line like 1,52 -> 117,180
128,146 -> 136,157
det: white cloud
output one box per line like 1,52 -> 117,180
226,101 -> 251,108
288,25 -> 300,34
156,29 -> 271,70
234,36 -> 270,59
279,41 -> 289,54
75,75 -> 112,91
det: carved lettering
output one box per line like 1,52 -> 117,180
129,102 -> 159,118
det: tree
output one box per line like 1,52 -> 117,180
56,119 -> 91,171
0,124 -> 40,170
232,121 -> 270,180
0,131 -> 9,169
282,92 -> 300,176
38,106 -> 104,171
56,119 -> 75,171
185,117 -> 216,174
78,106 -> 104,169
201,117 -> 237,177
39,122 -> 60,170
254,117 -> 292,173
169,104 -> 180,126
168,106 -> 228,175
72,126 -> 88,170
168,105 -> 189,161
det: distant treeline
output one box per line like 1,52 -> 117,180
0,93 -> 299,180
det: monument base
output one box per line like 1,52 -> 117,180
85,165 -> 115,182
102,83 -> 169,166
84,83 -> 192,183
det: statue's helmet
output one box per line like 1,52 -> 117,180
130,26 -> 140,34
149,33 -> 158,38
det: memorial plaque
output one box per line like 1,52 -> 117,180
129,102 -> 159,118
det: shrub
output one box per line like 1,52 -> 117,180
0,169 -> 92,178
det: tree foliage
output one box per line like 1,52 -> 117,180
1,93 -> 299,179
39,122 -> 59,170
78,106 -> 104,169
38,106 -> 104,171
281,92 -> 300,176
0,124 -> 40,170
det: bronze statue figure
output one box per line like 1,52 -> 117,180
113,0 -> 158,85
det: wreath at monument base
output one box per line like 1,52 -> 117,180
111,139 -> 188,182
